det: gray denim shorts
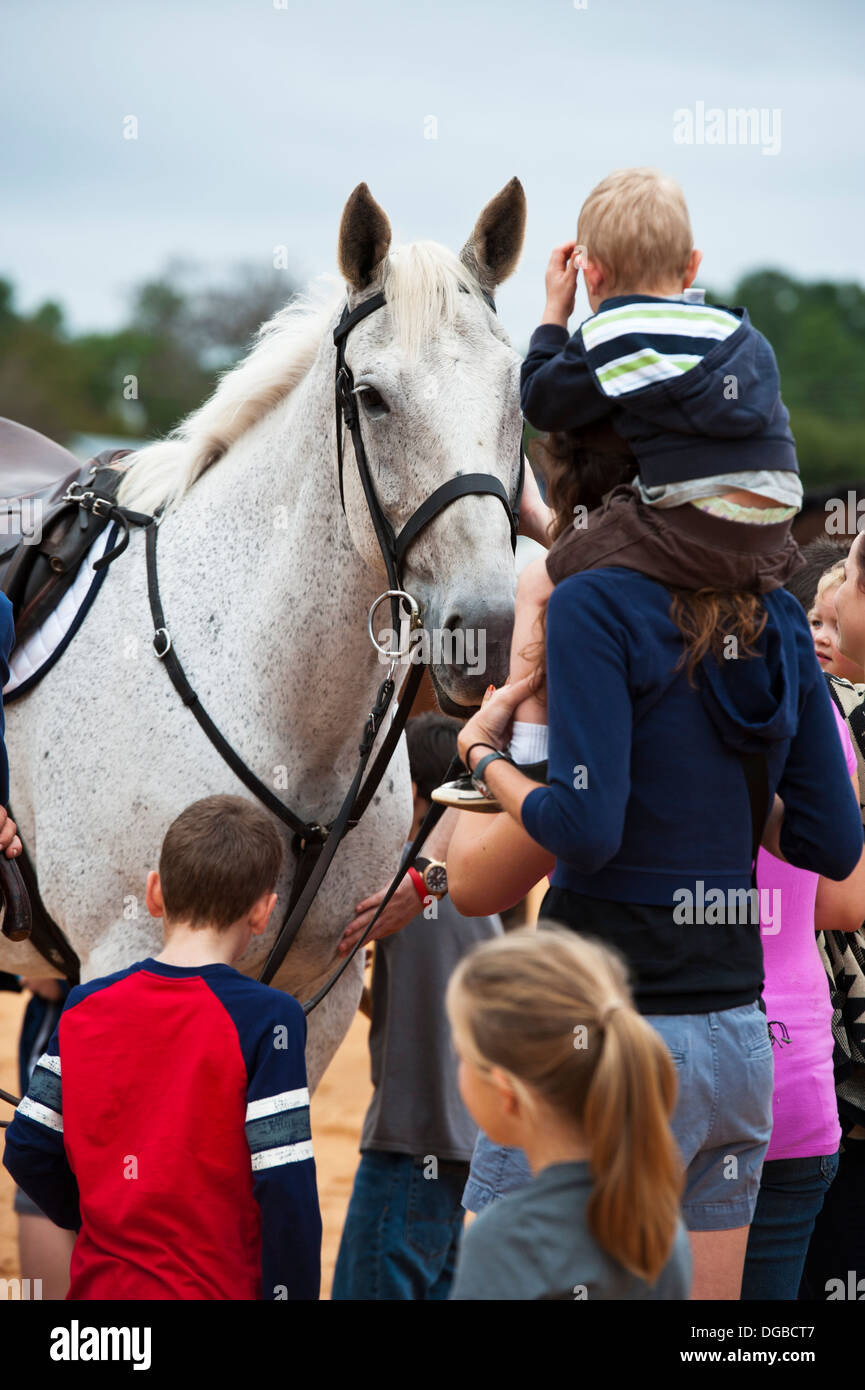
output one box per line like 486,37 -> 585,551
463,1001 -> 774,1233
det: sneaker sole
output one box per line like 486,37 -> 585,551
430,787 -> 502,812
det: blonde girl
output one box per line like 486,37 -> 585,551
446,925 -> 692,1300
809,561 -> 865,685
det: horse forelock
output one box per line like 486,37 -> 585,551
116,242 -> 492,515
376,241 -> 489,359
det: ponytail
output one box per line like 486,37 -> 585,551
446,925 -> 684,1284
583,1000 -> 682,1282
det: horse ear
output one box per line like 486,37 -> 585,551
338,183 -> 393,289
460,177 -> 526,290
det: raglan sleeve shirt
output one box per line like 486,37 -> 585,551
3,972 -> 322,1301
2,1006 -> 81,1231
244,995 -> 322,1301
520,324 -> 613,432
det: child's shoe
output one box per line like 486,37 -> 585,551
431,760 -> 548,813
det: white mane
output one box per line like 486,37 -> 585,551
116,243 -> 486,515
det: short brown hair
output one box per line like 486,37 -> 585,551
577,168 -> 693,296
158,795 -> 283,929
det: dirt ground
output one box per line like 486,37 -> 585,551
0,986 -> 372,1300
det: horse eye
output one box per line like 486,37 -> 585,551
356,385 -> 390,418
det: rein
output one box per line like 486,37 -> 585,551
1,282 -> 524,1084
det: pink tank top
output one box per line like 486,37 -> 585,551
757,702 -> 855,1161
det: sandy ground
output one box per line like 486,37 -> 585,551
0,985 -> 372,1300
0,878 -> 544,1300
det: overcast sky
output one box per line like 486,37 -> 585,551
3,0 -> 863,350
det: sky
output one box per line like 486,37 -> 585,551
2,0 -> 864,351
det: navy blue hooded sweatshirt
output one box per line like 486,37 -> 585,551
520,295 -> 798,487
521,568 -> 863,1013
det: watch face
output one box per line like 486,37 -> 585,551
425,864 -> 448,896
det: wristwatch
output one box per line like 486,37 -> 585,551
414,856 -> 448,900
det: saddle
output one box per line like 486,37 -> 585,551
0,419 -> 134,648
0,419 -> 142,971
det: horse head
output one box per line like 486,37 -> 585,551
335,179 -> 527,714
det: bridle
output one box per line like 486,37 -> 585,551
0,281 -> 526,1122
334,288 -> 521,628
150,282 -> 525,1006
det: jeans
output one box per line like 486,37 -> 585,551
741,1152 -> 839,1300
800,1135 -> 865,1300
332,1151 -> 470,1301
649,1003 -> 774,1230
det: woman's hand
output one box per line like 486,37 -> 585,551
457,675 -> 536,772
541,241 -> 578,328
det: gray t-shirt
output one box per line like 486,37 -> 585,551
636,468 -> 803,510
450,1161 -> 692,1300
361,874 -> 502,1163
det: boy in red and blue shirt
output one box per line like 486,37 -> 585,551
3,793 -> 321,1300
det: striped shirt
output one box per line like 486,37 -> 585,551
581,298 -> 741,398
3,958 -> 321,1300
520,292 -> 799,489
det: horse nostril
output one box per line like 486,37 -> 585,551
443,612 -> 461,633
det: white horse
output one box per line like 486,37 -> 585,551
1,180 -> 527,1088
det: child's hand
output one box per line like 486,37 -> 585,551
542,242 -> 578,327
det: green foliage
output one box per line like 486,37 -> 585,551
0,264 -> 297,447
708,270 -> 865,486
1,263 -> 863,490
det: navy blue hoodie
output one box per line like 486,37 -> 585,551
520,296 -> 798,487
521,569 -> 863,1012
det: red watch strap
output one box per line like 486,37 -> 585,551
407,866 -> 427,904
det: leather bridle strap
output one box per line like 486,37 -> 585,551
146,509 -> 433,989
259,659 -> 427,985
333,292 -> 525,635
394,473 -> 517,562
141,286 -> 527,1005
301,749 -> 461,1015
145,520 -> 312,843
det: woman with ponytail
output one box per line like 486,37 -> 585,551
447,925 -> 691,1300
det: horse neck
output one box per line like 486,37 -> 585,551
162,375 -> 394,771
